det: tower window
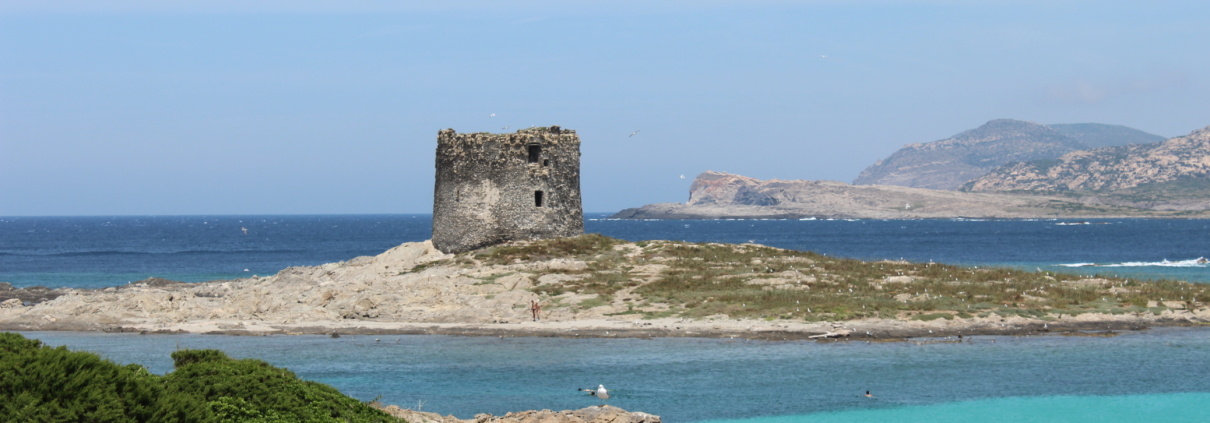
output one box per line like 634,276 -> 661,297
543,159 -> 549,166
535,190 -> 544,207
528,145 -> 541,163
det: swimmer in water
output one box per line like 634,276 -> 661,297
865,391 -> 874,398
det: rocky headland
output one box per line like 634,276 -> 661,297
610,171 -> 1208,220
852,119 -> 1165,190
963,125 -> 1210,210
3,235 -> 1207,340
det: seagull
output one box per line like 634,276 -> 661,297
680,174 -> 685,179
579,385 -> 610,404
490,113 -> 496,117
502,126 -> 510,130
629,130 -> 640,137
241,227 -> 248,235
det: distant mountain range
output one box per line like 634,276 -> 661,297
852,119 -> 1166,190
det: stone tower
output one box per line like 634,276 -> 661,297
432,126 -> 584,254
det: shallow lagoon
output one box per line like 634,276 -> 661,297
20,327 -> 1210,422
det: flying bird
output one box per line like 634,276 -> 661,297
680,175 -> 685,179
490,113 -> 496,117
579,385 -> 610,404
502,126 -> 510,130
241,227 -> 248,235
629,130 -> 640,137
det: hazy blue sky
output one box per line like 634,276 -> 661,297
3,1 -> 1208,215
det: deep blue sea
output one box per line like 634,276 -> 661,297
2,214 -> 1209,288
6,214 -> 1210,422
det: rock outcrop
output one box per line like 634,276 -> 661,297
0,239 -> 665,331
964,125 -> 1210,193
378,405 -> 659,423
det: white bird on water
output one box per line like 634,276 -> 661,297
579,385 -> 610,404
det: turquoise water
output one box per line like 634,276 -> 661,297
702,393 -> 1210,423
19,328 -> 1210,422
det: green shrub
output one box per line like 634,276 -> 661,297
0,332 -> 210,422
911,313 -> 955,321
0,332 -> 400,423
162,349 -> 398,423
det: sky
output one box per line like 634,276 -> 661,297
2,0 -> 1208,215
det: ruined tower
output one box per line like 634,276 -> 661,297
432,126 -> 584,254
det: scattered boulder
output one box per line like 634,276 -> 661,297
1,298 -> 24,309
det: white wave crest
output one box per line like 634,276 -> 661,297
1059,258 -> 1209,268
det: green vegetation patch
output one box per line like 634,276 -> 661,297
0,332 -> 399,422
449,235 -> 1208,323
474,234 -> 624,265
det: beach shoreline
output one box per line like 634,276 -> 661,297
3,314 -> 1197,341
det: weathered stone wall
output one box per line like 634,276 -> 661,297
432,126 -> 584,254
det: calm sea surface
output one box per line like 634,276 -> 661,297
5,214 -> 1210,421
18,328 -> 1210,422
2,214 -> 1208,288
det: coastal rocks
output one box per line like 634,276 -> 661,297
499,273 -> 535,290
378,406 -> 463,423
0,239 -> 642,331
0,282 -> 66,304
378,405 -> 660,423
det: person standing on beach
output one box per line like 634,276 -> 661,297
531,300 -> 542,322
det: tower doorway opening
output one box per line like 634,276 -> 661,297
528,145 -> 541,163
535,190 -> 544,207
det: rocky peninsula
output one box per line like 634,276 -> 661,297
611,171 -> 1210,220
3,235 -> 1207,340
